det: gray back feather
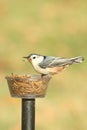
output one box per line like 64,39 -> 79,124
39,56 -> 69,68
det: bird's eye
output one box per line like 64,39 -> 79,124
33,56 -> 36,59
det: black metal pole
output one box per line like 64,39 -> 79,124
22,98 -> 35,130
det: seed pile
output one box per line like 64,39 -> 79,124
5,74 -> 51,98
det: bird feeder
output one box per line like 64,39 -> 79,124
5,74 -> 51,130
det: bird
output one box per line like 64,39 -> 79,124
23,54 -> 84,76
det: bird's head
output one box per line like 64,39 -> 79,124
23,54 -> 44,66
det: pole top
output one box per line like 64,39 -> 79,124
5,74 -> 51,99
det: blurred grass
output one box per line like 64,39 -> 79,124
0,0 -> 87,130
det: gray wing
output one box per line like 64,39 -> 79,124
39,56 -> 70,68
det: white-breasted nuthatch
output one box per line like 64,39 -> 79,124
23,54 -> 84,76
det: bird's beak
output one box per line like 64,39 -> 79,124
23,56 -> 28,59
23,56 -> 28,62
23,56 -> 32,63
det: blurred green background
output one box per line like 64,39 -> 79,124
0,0 -> 87,130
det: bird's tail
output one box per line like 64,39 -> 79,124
70,56 -> 84,64
61,56 -> 84,67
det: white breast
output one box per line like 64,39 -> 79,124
33,64 -> 49,74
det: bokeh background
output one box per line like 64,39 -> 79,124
0,0 -> 87,130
